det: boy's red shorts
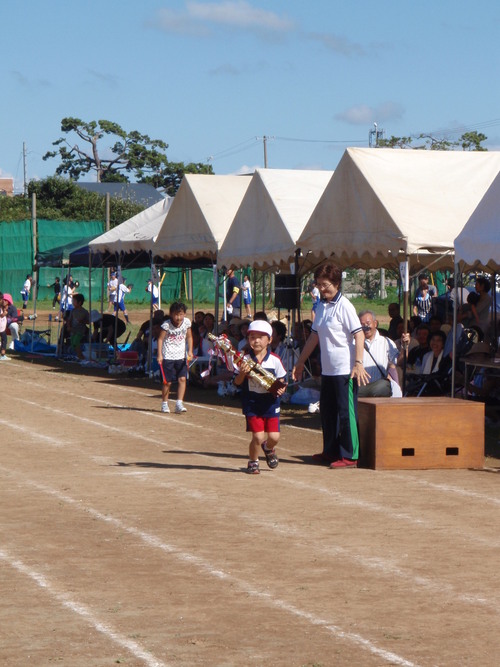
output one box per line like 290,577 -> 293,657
246,415 -> 280,433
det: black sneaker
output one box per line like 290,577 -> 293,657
261,443 -> 279,469
246,461 -> 260,475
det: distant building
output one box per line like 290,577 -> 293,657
76,182 -> 165,208
0,178 -> 14,197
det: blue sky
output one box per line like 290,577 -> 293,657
2,0 -> 500,193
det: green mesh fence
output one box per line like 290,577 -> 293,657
0,219 -> 32,301
0,219 -> 218,308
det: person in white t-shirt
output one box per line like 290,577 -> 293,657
242,274 -> 252,318
113,278 -> 132,325
157,302 -> 193,414
107,272 -> 118,312
20,274 -> 33,310
309,280 -> 321,321
293,263 -> 369,469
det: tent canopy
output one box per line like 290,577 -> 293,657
89,197 -> 172,254
454,171 -> 500,273
152,174 -> 251,261
36,234 -> 99,267
298,148 -> 500,270
218,168 -> 333,271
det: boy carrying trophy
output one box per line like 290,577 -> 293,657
232,320 -> 287,475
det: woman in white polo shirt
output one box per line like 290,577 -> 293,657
293,264 -> 369,469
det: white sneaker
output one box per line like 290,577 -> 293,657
161,402 -> 170,413
175,401 -> 187,414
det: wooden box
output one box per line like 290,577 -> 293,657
357,397 -> 484,470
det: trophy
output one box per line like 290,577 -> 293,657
207,333 -> 286,397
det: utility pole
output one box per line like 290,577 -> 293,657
257,135 -> 274,168
369,122 -> 384,148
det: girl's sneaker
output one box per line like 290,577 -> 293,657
246,460 -> 260,475
161,402 -> 170,413
175,401 -> 187,413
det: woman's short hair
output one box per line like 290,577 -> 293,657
314,263 -> 342,288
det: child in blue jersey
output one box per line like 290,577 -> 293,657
233,320 -> 287,475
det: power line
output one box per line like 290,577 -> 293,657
275,135 -> 366,144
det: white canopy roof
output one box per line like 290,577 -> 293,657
152,174 -> 251,261
454,171 -> 500,273
298,148 -> 500,270
218,168 -> 333,270
89,197 -> 172,254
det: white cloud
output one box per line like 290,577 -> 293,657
336,102 -> 405,126
153,1 -> 294,37
187,1 -> 294,31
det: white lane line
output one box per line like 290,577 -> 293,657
0,417 -> 65,447
125,475 -> 499,613
9,396 -> 500,548
0,470 -> 421,667
0,547 -> 168,667
6,372 -> 322,435
387,473 -> 500,507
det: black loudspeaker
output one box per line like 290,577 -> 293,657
274,274 -> 300,310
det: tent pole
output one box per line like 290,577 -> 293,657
147,256 -> 154,376
30,193 -> 38,353
87,246 -> 92,358
401,256 -> 410,393
214,265 -> 220,333
451,255 -> 459,397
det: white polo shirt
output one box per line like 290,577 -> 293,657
363,330 -> 399,382
312,292 -> 363,376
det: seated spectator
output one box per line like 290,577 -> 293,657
90,310 -> 126,346
0,292 -> 9,360
406,330 -> 452,396
271,320 -> 287,359
409,315 -> 422,338
237,319 -> 250,351
407,324 -> 431,372
227,317 -> 245,348
458,291 -> 481,329
253,310 -> 268,322
3,293 -> 21,349
419,330 -> 451,375
357,310 -> 400,397
194,311 -> 206,328
387,303 -> 404,341
130,310 -> 165,362
429,315 -> 443,334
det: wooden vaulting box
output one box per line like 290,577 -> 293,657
357,397 -> 484,470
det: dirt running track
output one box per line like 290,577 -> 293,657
1,355 -> 499,667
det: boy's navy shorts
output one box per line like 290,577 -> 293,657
162,359 -> 188,382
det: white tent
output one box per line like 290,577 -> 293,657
89,197 -> 173,255
152,174 -> 251,262
298,148 -> 500,270
218,168 -> 333,270
454,171 -> 500,273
